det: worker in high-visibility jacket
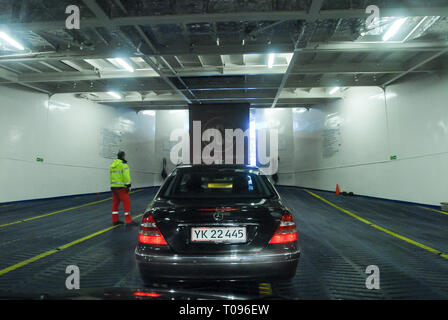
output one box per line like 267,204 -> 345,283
110,151 -> 134,224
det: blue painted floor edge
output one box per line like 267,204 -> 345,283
2,183 -> 443,211
0,185 -> 161,206
276,184 -> 443,211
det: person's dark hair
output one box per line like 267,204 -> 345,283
117,151 -> 125,160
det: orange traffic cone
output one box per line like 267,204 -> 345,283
335,184 -> 340,195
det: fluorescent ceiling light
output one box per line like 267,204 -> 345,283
402,16 -> 429,42
329,87 -> 340,95
383,17 -> 407,41
294,107 -> 307,113
113,58 -> 134,72
107,91 -> 122,99
268,53 -> 275,68
0,31 -> 25,50
141,110 -> 155,116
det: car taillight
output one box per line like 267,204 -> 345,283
134,292 -> 163,298
269,212 -> 298,244
138,215 -> 167,245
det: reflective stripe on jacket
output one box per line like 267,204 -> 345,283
110,159 -> 131,188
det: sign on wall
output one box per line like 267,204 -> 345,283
100,128 -> 122,159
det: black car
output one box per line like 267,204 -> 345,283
135,165 -> 300,281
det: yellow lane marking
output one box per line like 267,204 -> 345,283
304,190 -> 448,261
0,189 -> 144,229
418,206 -> 448,216
0,213 -> 145,276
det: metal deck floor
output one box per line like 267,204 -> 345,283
0,186 -> 447,299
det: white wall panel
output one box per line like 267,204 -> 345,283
291,72 -> 448,205
292,87 -> 389,171
254,108 -> 295,185
294,152 -> 448,205
154,109 -> 189,185
3,70 -> 447,205
386,73 -> 448,158
0,87 -> 48,161
0,88 -> 157,203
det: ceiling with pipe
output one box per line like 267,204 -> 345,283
0,0 -> 446,110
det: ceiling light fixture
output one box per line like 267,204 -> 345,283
141,110 -> 155,116
107,91 -> 122,99
268,53 -> 275,68
383,17 -> 408,41
402,16 -> 428,42
114,58 -> 134,72
329,87 -> 340,95
0,31 -> 25,50
294,107 -> 307,113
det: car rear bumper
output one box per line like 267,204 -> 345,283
135,247 -> 300,280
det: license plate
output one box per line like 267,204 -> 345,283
191,227 -> 247,242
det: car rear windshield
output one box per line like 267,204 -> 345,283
159,169 -> 276,199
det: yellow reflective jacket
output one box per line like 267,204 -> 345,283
110,159 -> 131,188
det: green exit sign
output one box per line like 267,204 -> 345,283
36,157 -> 44,162
390,155 -> 398,160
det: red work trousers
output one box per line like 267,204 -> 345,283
112,188 -> 131,213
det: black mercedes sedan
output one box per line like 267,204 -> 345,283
135,164 -> 300,282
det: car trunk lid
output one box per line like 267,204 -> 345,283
153,198 -> 280,254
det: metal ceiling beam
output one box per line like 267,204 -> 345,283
134,105 -> 189,110
81,0 -> 193,104
0,65 -> 51,94
307,0 -> 325,22
303,41 -> 448,53
382,49 -> 448,86
4,69 -> 158,83
0,45 -> 296,63
186,77 -> 385,89
3,61 -> 436,84
244,20 -> 287,41
99,100 -> 188,108
0,66 -> 20,81
51,79 -> 172,94
39,61 -> 63,72
3,7 -> 448,31
195,97 -> 340,104
0,49 -> 131,63
191,90 -> 278,100
16,62 -> 43,73
136,23 -> 199,103
47,76 -> 388,94
271,0 -> 325,108
174,63 -> 435,76
0,41 -> 446,64
82,0 -> 111,22
114,0 -> 128,14
140,56 -> 192,104
99,97 -> 339,106
271,21 -> 319,108
158,56 -> 199,102
289,63 -> 436,74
